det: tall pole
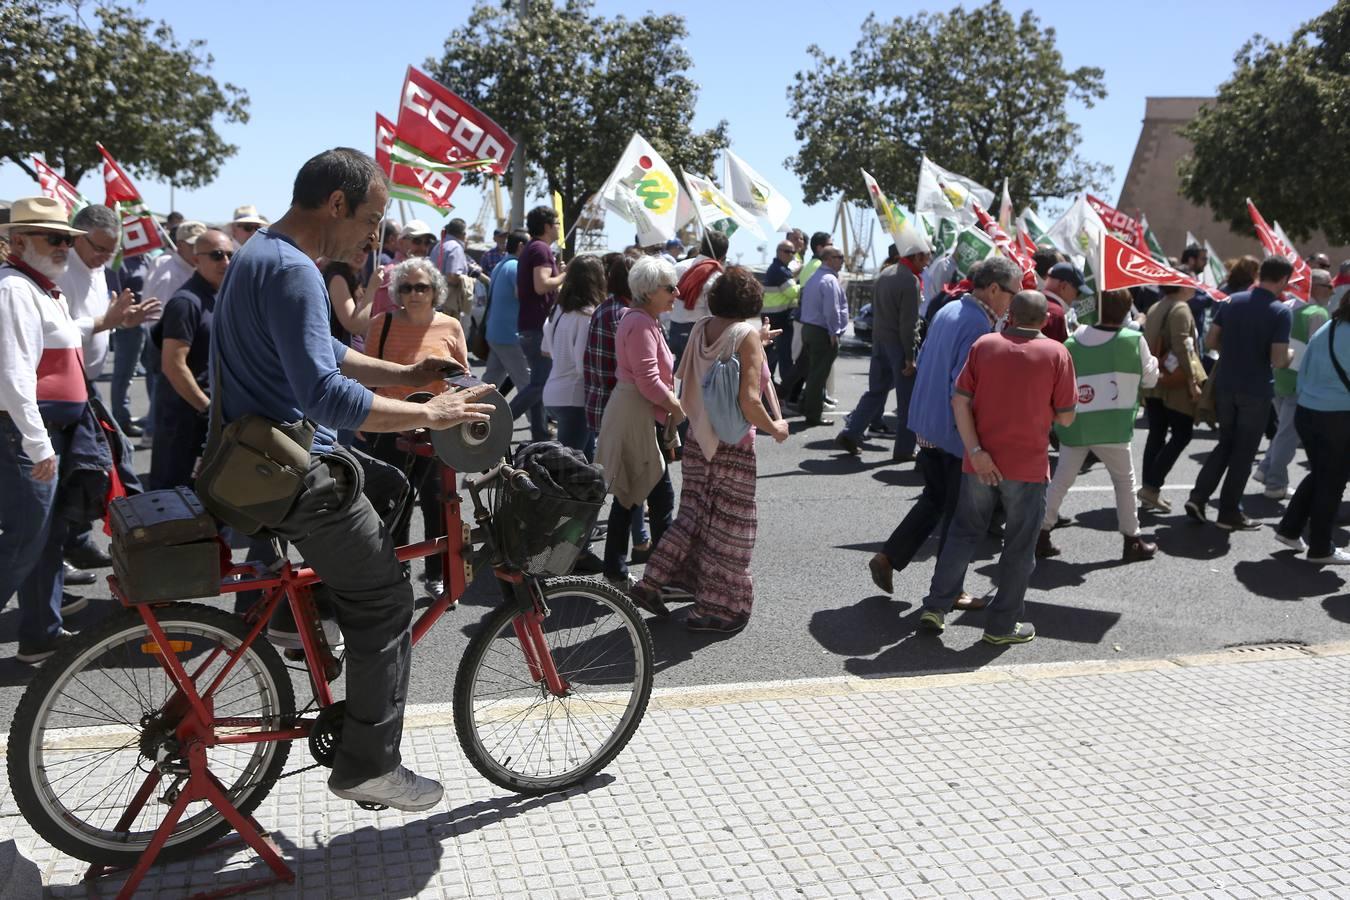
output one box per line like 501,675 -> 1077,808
509,0 -> 528,229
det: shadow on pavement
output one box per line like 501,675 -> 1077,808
1320,593 -> 1350,623
1235,558 -> 1346,601
1149,519 -> 1232,560
871,467 -> 924,488
809,594 -> 914,657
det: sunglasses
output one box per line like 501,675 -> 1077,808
236,223 -> 261,233
398,283 -> 433,295
411,235 -> 435,244
660,284 -> 679,293
200,249 -> 233,262
22,231 -> 75,248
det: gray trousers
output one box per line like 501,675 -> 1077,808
268,448 -> 414,788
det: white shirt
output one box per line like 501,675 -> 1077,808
0,268 -> 83,462
541,308 -> 594,408
55,251 -> 112,378
142,252 -> 195,322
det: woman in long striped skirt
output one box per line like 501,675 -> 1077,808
629,267 -> 789,633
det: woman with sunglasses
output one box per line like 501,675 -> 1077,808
362,257 -> 469,599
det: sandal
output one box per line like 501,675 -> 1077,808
952,592 -> 988,611
685,613 -> 747,634
628,581 -> 671,617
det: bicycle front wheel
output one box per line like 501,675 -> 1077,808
454,576 -> 654,794
6,604 -> 294,866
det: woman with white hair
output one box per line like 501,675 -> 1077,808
595,255 -> 684,589
362,256 -> 469,598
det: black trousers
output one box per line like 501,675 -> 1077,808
882,447 -> 963,570
363,433 -> 444,579
1141,397 -> 1194,491
1279,406 -> 1350,558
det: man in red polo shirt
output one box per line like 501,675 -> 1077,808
917,290 -> 1078,645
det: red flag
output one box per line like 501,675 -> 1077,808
396,67 -> 516,176
376,113 -> 461,210
32,157 -> 86,216
119,215 -> 163,258
972,198 -> 1037,287
1246,198 -> 1310,300
1085,194 -> 1143,248
1099,233 -> 1226,299
97,143 -> 142,206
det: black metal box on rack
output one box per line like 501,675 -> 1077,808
109,487 -> 223,603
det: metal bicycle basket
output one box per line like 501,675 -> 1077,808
488,476 -> 602,576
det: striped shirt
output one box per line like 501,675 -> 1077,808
364,311 -> 468,401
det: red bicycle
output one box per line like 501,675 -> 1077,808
6,429 -> 654,898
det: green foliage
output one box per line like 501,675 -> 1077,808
1180,1 -> 1350,243
0,0 -> 248,188
427,0 -> 728,243
786,0 -> 1108,209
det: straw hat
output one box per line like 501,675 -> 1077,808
402,219 -> 436,239
0,197 -> 85,235
231,204 -> 267,226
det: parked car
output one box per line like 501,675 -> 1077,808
852,303 -> 872,344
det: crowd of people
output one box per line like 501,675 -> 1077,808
2,147 -> 1348,804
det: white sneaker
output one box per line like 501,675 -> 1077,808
1274,531 -> 1308,553
1308,548 -> 1350,566
1263,485 -> 1288,500
330,765 -> 444,811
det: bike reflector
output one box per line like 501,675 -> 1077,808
140,641 -> 193,655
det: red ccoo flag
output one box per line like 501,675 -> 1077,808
396,67 -> 515,176
1098,232 -> 1226,299
1085,194 -> 1144,249
32,157 -> 88,216
1246,198 -> 1310,300
96,143 -> 164,258
376,113 -> 461,210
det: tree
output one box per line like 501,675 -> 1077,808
0,0 -> 248,190
786,1 -> 1108,211
1180,1 -> 1350,244
427,0 -> 728,249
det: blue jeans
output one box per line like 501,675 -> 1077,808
109,326 -> 145,430
0,416 -> 66,647
508,329 -> 552,441
1257,393 -> 1300,491
925,473 -> 1046,637
548,405 -> 595,461
841,339 -> 916,456
139,328 -> 161,433
1190,391 -> 1270,517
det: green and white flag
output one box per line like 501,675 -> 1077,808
681,170 -> 764,239
1204,240 -> 1226,287
916,155 -> 994,228
598,133 -> 684,245
1141,214 -> 1168,264
951,227 -> 995,275
723,149 -> 791,231
1018,207 -> 1055,248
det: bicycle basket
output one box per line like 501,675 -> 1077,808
489,478 -> 602,577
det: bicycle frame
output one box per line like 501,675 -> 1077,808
93,435 -> 569,898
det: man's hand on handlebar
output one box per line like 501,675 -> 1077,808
405,356 -> 466,383
422,383 -> 497,430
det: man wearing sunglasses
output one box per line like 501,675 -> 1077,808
230,204 -> 268,246
149,229 -> 233,490
0,198 -> 95,662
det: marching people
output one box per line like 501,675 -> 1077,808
211,148 -> 495,810
230,204 -> 267,245
761,239 -> 800,384
1185,256 -> 1294,530
509,205 -> 566,443
369,219 -> 436,321
362,256 -> 470,600
1039,261 -> 1084,341
669,231 -> 729,366
149,228 -> 232,490
797,244 -> 849,427
836,225 -> 929,459
140,220 -> 207,434
1254,268 -> 1332,499
1037,289 -> 1159,562
867,256 -> 1023,601
595,255 -> 681,590
916,290 -> 1077,644
627,267 -> 789,632
1275,291 -> 1350,564
1138,284 -> 1207,512
0,199 -> 97,662
542,254 -> 603,458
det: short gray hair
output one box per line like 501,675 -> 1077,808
390,257 -> 448,308
71,204 -> 120,236
628,256 -> 677,307
970,255 -> 1023,292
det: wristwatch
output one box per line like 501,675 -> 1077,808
971,445 -> 984,455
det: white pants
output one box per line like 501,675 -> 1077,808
1042,443 -> 1140,537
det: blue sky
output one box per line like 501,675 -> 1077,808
1,0 -> 1330,265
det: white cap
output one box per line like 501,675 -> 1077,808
402,219 -> 435,239
896,222 -> 932,258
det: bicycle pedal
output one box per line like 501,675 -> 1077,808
356,801 -> 389,812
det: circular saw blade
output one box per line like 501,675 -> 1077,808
430,387 -> 513,472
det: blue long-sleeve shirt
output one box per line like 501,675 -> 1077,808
212,229 -> 373,453
799,265 -> 848,335
907,294 -> 996,458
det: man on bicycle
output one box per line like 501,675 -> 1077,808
210,148 -> 495,811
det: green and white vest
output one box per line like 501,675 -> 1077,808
1274,301 -> 1329,397
1054,327 -> 1144,447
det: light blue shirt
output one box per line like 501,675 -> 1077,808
1297,318 -> 1350,412
799,265 -> 848,335
486,257 -> 521,346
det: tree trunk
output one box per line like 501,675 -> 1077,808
510,138 -> 527,229
8,155 -> 38,182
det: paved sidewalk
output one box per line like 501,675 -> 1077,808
5,645 -> 1350,898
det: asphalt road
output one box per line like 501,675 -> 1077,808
2,335 -> 1347,726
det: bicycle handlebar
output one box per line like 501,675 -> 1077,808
465,461 -> 540,519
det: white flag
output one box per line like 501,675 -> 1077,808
916,155 -> 994,227
1185,230 -> 1201,250
1204,239 -> 1226,287
722,150 -> 791,231
681,170 -> 765,240
861,169 -> 928,256
1045,194 -> 1107,266
998,180 -> 1013,232
598,133 -> 683,246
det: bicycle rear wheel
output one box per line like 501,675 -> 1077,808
454,576 -> 654,794
6,604 -> 294,866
